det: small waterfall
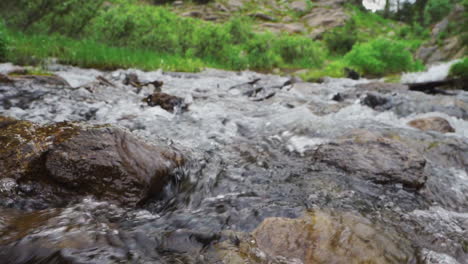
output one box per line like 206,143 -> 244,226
400,60 -> 460,83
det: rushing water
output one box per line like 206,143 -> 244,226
0,62 -> 467,263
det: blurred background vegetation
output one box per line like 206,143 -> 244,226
0,0 -> 466,79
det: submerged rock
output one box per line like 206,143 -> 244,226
408,117 -> 455,133
218,210 -> 416,264
0,116 -> 185,207
361,92 -> 391,110
313,131 -> 427,188
143,92 -> 188,112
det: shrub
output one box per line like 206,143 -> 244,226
244,33 -> 281,70
344,38 -> 423,76
449,57 -> 468,79
273,34 -> 324,67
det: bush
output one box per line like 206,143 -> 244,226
273,34 -> 324,67
344,38 -> 423,76
424,0 -> 451,25
449,57 -> 468,79
244,33 -> 281,69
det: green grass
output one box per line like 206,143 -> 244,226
7,32 -> 205,72
301,59 -> 348,81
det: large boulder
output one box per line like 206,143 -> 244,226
313,131 -> 427,188
0,116 -> 185,207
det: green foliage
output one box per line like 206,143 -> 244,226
244,33 -> 280,69
273,34 -> 324,67
323,19 -> 358,55
344,38 -> 423,76
449,57 -> 468,78
461,0 -> 468,47
0,0 -> 104,36
0,22 -> 8,62
423,0 -> 451,25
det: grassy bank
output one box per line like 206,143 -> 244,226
0,0 -> 430,77
0,0 -> 325,72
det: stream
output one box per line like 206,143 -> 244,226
0,61 -> 467,264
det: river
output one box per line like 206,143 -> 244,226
0,61 -> 467,263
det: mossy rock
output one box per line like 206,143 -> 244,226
0,116 -> 185,207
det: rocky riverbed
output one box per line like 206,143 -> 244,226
0,62 -> 467,263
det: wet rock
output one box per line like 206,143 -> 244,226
344,67 -> 360,80
143,92 -> 188,112
124,73 -> 164,93
0,116 -> 185,207
219,210 -> 416,263
361,92 -> 391,110
96,75 -> 115,87
331,92 -> 344,102
408,117 -> 455,133
45,126 -> 184,206
313,131 -> 427,188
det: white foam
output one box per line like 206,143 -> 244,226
401,60 -> 460,83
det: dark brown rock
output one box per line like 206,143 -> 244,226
143,92 -> 187,112
408,117 -> 455,133
313,131 -> 427,188
0,116 -> 185,206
